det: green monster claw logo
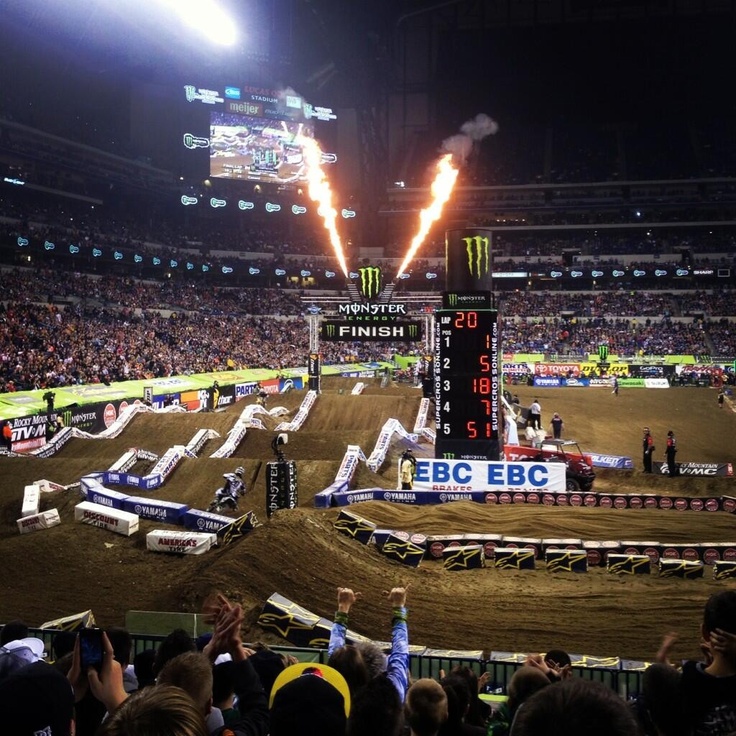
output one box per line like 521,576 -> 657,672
358,266 -> 382,300
448,293 -> 458,307
461,235 -> 490,278
325,323 -> 336,337
598,345 -> 609,362
408,324 -> 418,338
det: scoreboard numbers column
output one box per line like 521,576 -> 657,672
434,307 -> 501,460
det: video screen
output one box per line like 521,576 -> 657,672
209,111 -> 314,184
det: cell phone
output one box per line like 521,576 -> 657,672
80,628 -> 104,671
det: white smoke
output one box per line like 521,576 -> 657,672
441,113 -> 499,164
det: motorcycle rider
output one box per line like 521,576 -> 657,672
212,466 -> 246,510
256,383 -> 268,407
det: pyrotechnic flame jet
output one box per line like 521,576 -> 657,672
298,135 -> 350,278
395,153 -> 459,279
395,113 -> 497,279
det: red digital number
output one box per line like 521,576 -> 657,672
467,421 -> 492,439
472,377 -> 492,394
453,311 -> 478,329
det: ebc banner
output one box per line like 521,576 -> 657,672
412,459 -> 565,493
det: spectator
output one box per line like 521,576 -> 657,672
0,619 -> 29,645
97,684 -> 209,736
438,673 -> 486,736
487,666 -> 551,736
444,665 -> 491,728
133,648 -> 157,690
247,646 -> 289,701
0,660 -> 75,736
508,678 -> 640,736
347,672 -> 404,736
212,660 -> 241,727
328,585 -> 410,703
0,635 -> 46,683
106,626 -> 137,693
646,591 -> 736,735
152,628 -> 197,679
269,663 -> 351,736
405,678 -> 449,736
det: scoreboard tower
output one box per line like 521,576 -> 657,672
434,228 -> 502,461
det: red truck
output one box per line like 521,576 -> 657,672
504,439 -> 596,493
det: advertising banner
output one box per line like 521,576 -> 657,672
321,321 -> 423,342
146,530 -> 218,555
412,459 -> 565,493
654,462 -> 734,477
588,453 -> 635,470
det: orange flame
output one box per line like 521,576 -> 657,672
299,136 -> 349,277
396,153 -> 459,278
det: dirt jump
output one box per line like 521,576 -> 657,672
0,377 -> 734,663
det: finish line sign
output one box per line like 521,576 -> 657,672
412,459 -> 565,493
321,320 -> 423,342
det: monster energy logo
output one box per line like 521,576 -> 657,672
462,235 -> 490,278
408,324 -> 418,338
358,266 -> 382,300
598,345 -> 609,362
448,293 -> 458,307
325,323 -> 336,337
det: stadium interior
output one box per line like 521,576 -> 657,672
1,1 -> 735,734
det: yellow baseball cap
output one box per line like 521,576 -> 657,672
268,662 -> 351,717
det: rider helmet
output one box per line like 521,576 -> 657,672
235,466 -> 245,477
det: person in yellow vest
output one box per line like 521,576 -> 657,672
400,450 -> 416,490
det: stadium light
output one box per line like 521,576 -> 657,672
162,0 -> 238,46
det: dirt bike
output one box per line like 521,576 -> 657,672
207,471 -> 246,513
207,493 -> 240,514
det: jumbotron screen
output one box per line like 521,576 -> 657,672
181,82 -> 336,186
210,112 -> 310,184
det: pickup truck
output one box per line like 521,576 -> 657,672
504,439 -> 596,493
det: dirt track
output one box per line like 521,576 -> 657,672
0,378 -> 734,662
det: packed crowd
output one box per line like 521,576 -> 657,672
1,588 -> 735,735
2,266 -> 736,392
503,318 -> 716,357
499,292 -> 675,318
4,187 -> 736,274
0,302 -> 400,392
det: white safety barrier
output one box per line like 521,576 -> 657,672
366,419 -> 419,473
185,429 -> 220,457
413,398 -> 430,433
17,509 -> 61,534
275,390 -> 317,432
146,529 -> 218,555
75,501 -> 139,536
21,484 -> 40,517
